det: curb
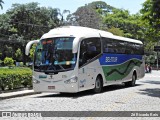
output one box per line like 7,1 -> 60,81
0,91 -> 41,100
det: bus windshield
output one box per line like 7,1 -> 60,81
34,37 -> 77,73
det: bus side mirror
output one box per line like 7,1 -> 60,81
25,40 -> 39,55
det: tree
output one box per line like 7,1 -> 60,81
8,34 -> 27,64
49,8 -> 61,27
103,8 -> 145,41
141,0 -> 160,30
6,2 -> 65,40
73,5 -> 102,29
57,9 -> 70,25
66,14 -> 79,26
0,14 -> 11,38
5,2 -> 62,64
0,0 -> 4,9
140,0 -> 160,55
152,0 -> 160,29
88,1 -> 115,15
107,27 -> 124,36
7,3 -> 51,40
15,48 -> 22,61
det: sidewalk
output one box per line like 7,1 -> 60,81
0,90 -> 41,100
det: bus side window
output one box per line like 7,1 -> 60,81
79,40 -> 87,67
103,38 -> 116,53
79,37 -> 101,67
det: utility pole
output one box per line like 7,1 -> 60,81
154,45 -> 160,70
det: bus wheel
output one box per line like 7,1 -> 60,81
93,76 -> 103,93
125,73 -> 136,87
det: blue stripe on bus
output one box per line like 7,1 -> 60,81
99,53 -> 142,65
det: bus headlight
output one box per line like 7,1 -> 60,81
64,76 -> 78,84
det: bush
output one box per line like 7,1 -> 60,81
0,67 -> 32,90
4,57 -> 15,66
19,62 -> 24,67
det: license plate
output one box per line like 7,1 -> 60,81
48,86 -> 55,89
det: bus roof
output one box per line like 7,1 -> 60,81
41,26 -> 112,39
41,26 -> 143,44
109,35 -> 143,44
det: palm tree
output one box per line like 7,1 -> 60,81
55,9 -> 70,26
50,8 -> 70,26
0,0 -> 4,9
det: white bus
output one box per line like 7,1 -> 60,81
25,26 -> 145,93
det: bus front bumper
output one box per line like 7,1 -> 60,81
32,82 -> 79,93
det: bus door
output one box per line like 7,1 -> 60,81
78,38 -> 102,91
78,40 -> 91,91
78,66 -> 89,91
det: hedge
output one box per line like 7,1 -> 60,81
0,67 -> 32,90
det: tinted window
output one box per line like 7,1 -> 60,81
102,37 -> 144,55
134,44 -> 144,55
126,42 -> 144,55
79,37 -> 101,67
102,38 -> 126,54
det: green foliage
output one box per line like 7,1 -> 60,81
55,9 -> 71,26
145,54 -> 156,64
9,27 -> 18,33
0,0 -> 4,9
15,48 -> 22,61
29,44 -> 37,60
7,2 -> 58,41
0,2 -> 64,65
0,14 -> 11,37
103,9 -> 144,40
0,67 -> 32,90
88,1 -> 115,15
19,62 -> 23,67
0,45 -> 14,59
4,57 -> 14,66
140,0 -> 160,45
107,27 -> 124,36
141,0 -> 160,30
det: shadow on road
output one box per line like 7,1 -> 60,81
141,80 -> 160,85
35,84 -> 143,99
138,88 -> 160,98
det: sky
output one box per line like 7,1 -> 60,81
0,0 -> 146,14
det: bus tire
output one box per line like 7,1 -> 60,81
125,73 -> 136,87
93,76 -> 103,93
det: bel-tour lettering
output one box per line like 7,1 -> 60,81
106,57 -> 118,62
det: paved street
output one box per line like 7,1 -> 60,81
0,71 -> 160,120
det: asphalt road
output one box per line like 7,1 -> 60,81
0,71 -> 160,120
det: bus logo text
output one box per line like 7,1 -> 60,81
106,57 -> 118,63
